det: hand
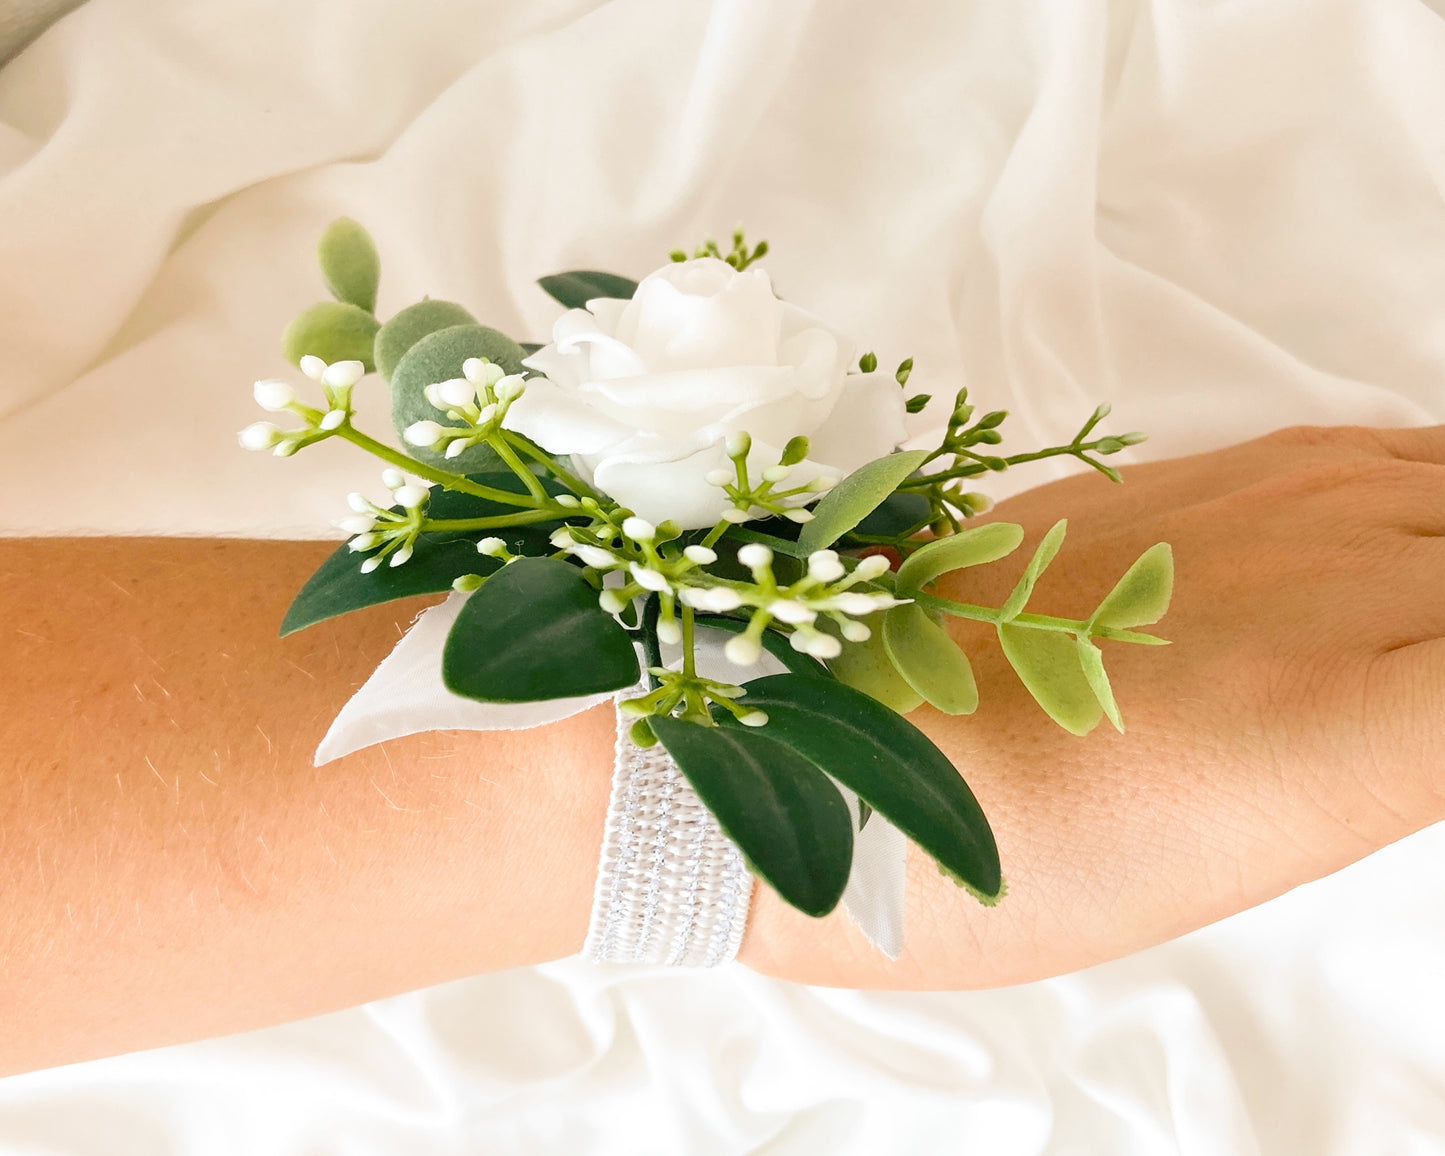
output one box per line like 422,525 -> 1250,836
739,424 -> 1445,988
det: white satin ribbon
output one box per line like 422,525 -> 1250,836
315,592 -> 907,959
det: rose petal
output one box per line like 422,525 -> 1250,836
589,441 -> 736,527
501,376 -> 634,455
804,371 -> 909,472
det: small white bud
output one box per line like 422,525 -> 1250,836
705,587 -> 744,612
725,430 -> 751,458
704,468 -> 734,487
833,592 -> 885,615
721,508 -> 751,523
783,507 -> 815,523
724,635 -> 762,666
629,563 -> 670,592
463,358 -> 505,387
683,545 -> 717,565
381,468 -> 406,490
854,554 -> 892,580
807,474 -> 839,492
841,619 -> 871,642
238,421 -> 283,450
360,556 -> 382,573
452,573 -> 486,592
346,492 -> 371,513
437,378 -> 476,409
395,484 -> 430,508
789,629 -> 811,652
424,383 -> 444,409
476,404 -> 498,426
477,537 -> 508,557
739,710 -> 769,728
556,494 -> 582,508
403,420 -> 445,447
621,516 -> 656,542
656,618 -> 682,646
388,544 -> 413,567
444,438 -> 469,459
333,514 -> 376,535
803,631 -> 842,659
494,375 -> 526,401
737,543 -> 773,570
769,599 -> 816,625
549,527 -> 576,548
253,379 -> 295,412
807,550 -> 845,583
348,533 -> 380,552
299,355 -> 327,381
575,545 -> 616,568
599,589 -> 628,614
319,409 -> 346,431
762,464 -> 791,484
321,360 -> 364,389
273,438 -> 302,457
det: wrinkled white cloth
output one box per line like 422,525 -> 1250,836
3,0 -> 1445,1152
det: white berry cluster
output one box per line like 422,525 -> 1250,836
402,358 -> 526,458
334,468 -> 434,573
238,356 -> 363,455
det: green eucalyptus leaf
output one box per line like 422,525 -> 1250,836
996,623 -> 1102,736
391,324 -> 527,473
998,519 -> 1068,623
282,301 -> 380,372
823,612 -> 924,714
279,473 -> 562,636
317,217 -> 380,313
537,271 -> 639,310
1076,636 -> 1123,733
722,675 -> 1001,901
794,450 -> 931,554
1090,542 -> 1174,630
895,521 -> 1024,594
650,716 -> 853,918
881,604 -> 978,715
374,300 -> 478,382
443,557 -> 639,701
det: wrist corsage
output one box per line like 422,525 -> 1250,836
241,220 -> 1172,955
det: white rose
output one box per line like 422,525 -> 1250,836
502,257 -> 909,528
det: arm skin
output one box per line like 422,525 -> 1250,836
3,423 -> 1444,1076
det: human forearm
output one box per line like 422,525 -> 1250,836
0,537 -> 615,1076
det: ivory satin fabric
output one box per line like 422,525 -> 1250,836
3,1 -> 1445,1151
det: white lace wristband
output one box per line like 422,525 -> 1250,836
581,698 -> 755,966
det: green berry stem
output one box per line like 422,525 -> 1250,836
334,425 -> 545,508
909,590 -> 1167,644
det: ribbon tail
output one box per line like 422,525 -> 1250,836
837,786 -> 907,960
313,591 -> 614,766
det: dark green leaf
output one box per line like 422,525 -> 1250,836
1089,542 -> 1173,630
848,490 -> 932,541
282,301 -> 380,372
374,299 -> 477,382
998,519 -> 1067,623
391,324 -> 527,473
443,557 -> 639,701
881,604 -> 978,714
794,450 -> 931,554
279,473 -> 561,636
722,675 -> 1001,901
995,623 -> 1102,736
904,393 -> 932,415
895,521 -> 1024,593
651,717 -> 853,918
317,217 -> 380,313
537,270 -> 638,310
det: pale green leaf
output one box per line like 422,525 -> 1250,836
996,623 -> 1102,736
881,604 -> 978,714
281,301 -> 380,372
998,519 -> 1067,623
1090,542 -> 1173,630
794,450 -> 930,553
317,217 -> 380,313
1075,636 -> 1123,733
824,613 -> 924,714
895,521 -> 1024,594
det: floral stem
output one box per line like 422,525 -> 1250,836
486,434 -> 549,503
335,426 -> 542,507
910,591 -> 1162,643
681,605 -> 696,679
420,510 -> 563,531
